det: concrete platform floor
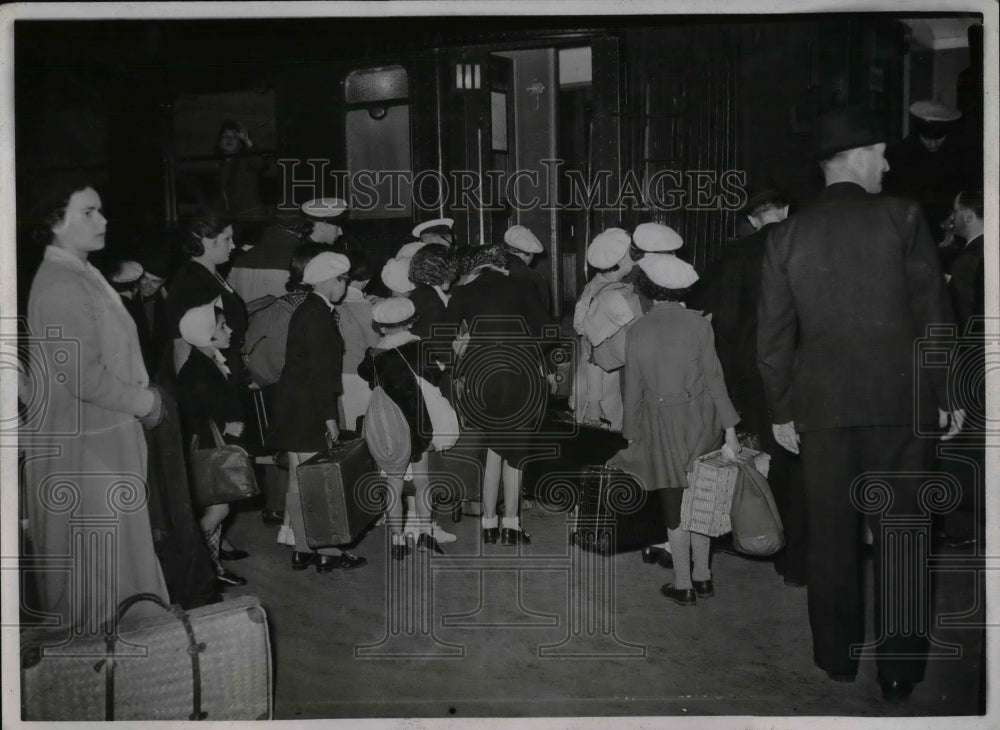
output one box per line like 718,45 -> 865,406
221,501 -> 986,721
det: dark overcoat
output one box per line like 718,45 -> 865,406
757,182 -> 953,431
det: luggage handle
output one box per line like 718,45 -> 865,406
98,593 -> 208,721
190,420 -> 229,453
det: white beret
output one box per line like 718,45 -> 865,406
381,257 -> 415,294
909,100 -> 961,123
633,222 -> 683,252
302,251 -> 351,285
638,253 -> 699,290
179,296 -> 222,347
372,296 -> 416,325
301,197 -> 349,219
396,241 -> 428,260
412,218 -> 454,238
586,228 -> 632,269
111,260 -> 144,284
503,225 -> 543,254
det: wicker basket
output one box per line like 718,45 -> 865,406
680,448 -> 771,537
21,594 -> 272,721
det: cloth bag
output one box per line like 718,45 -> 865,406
190,421 -> 260,507
396,348 -> 460,452
363,367 -> 412,476
729,461 -> 785,556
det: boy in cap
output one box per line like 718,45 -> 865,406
758,104 -> 961,702
502,224 -> 549,311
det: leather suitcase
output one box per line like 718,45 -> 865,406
427,431 -> 488,521
522,409 -> 627,509
21,593 -> 272,721
298,438 -> 382,547
571,465 -> 666,554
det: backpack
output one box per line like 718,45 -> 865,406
243,295 -> 300,386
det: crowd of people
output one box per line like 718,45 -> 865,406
18,99 -> 985,706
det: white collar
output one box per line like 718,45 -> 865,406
432,284 -> 450,306
343,285 -> 367,303
311,290 -> 336,311
376,331 -> 420,349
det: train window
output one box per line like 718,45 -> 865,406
344,66 -> 412,219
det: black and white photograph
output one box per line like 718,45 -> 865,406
1,2 -> 996,727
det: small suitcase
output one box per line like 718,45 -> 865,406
571,465 -> 666,554
522,409 -> 627,509
298,438 -> 383,547
21,593 -> 272,721
427,431 -> 488,521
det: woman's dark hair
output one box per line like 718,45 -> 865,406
632,265 -> 691,303
408,244 -> 457,287
285,241 -> 328,293
31,173 -> 96,246
346,250 -> 372,284
372,313 -> 419,337
180,216 -> 231,258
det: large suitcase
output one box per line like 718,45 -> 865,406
298,438 -> 382,547
21,593 -> 272,721
571,465 -> 666,554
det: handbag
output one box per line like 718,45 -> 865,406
729,460 -> 785,556
190,420 -> 260,507
396,348 -> 460,452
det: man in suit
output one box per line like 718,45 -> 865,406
945,190 -> 985,333
757,106 -> 963,703
689,182 -> 807,587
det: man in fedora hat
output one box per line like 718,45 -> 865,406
757,105 -> 962,703
689,181 -> 807,588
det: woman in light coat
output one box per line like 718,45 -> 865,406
25,177 -> 169,631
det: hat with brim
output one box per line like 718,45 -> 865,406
301,198 -> 349,220
412,218 -> 454,238
813,105 -> 886,160
740,180 -> 788,215
909,101 -> 962,139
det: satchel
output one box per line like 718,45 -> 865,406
190,421 -> 260,507
729,460 -> 785,556
363,376 -> 412,476
396,347 -> 460,452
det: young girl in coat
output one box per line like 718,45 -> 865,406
612,253 -> 741,606
358,297 -> 452,556
175,297 -> 249,587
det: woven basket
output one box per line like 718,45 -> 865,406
680,448 -> 771,537
21,594 -> 272,721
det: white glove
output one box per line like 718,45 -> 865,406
772,421 -> 800,455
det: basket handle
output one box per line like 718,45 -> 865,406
100,593 -> 207,721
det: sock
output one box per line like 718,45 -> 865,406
481,515 -> 498,529
501,516 -> 520,530
286,491 -> 310,552
691,533 -> 711,582
667,527 -> 692,589
203,525 -> 223,575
